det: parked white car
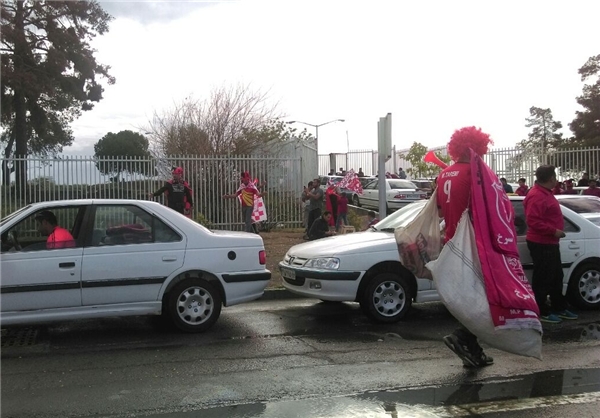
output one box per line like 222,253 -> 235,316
0,200 -> 271,332
279,195 -> 600,323
360,178 -> 428,211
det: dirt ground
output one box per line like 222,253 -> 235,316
260,229 -> 305,288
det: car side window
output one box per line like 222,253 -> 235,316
1,206 -> 84,253
91,205 -> 181,246
364,180 -> 377,190
511,201 -> 528,236
563,217 -> 580,233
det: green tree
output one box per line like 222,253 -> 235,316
400,142 -> 450,178
94,130 -> 151,181
1,0 -> 115,188
520,107 -> 563,163
568,54 -> 600,147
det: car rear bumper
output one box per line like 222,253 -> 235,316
222,269 -> 271,306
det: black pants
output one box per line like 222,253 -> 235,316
329,195 -> 338,225
306,208 -> 321,234
527,240 -> 567,316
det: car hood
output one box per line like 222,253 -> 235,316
287,231 -> 393,258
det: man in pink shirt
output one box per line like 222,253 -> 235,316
524,165 -> 577,324
436,126 -> 494,368
35,210 -> 75,249
562,179 -> 578,195
583,179 -> 600,198
515,178 -> 529,196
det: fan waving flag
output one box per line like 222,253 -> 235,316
337,169 -> 363,194
252,178 -> 267,224
252,196 -> 267,223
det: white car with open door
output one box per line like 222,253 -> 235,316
1,199 -> 271,333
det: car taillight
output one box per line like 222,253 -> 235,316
259,250 -> 266,265
394,194 -> 407,199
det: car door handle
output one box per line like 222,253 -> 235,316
162,256 -> 177,262
59,262 -> 76,268
568,241 -> 580,249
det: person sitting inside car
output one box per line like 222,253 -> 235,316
308,211 -> 336,240
583,179 -> 600,198
35,210 -> 75,249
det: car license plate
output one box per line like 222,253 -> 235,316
281,267 -> 296,280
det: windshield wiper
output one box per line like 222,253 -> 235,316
378,228 -> 395,232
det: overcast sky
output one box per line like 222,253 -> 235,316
67,0 -> 600,156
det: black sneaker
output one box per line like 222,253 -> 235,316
468,351 -> 494,368
443,334 -> 478,367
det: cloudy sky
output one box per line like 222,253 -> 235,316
68,0 -> 600,156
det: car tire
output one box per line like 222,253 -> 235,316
567,262 -> 600,310
360,272 -> 412,323
166,279 -> 222,333
352,195 -> 360,207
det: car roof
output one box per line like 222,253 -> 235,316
17,199 -> 163,208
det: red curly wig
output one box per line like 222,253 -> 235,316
447,126 -> 493,161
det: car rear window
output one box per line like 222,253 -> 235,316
559,198 -> 600,214
388,180 -> 417,189
413,181 -> 432,188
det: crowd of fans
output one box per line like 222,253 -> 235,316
306,166 -> 600,241
502,171 -> 600,198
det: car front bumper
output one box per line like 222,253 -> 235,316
278,262 -> 364,301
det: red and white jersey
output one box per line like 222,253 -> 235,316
436,162 -> 471,242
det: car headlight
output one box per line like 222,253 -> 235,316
304,257 -> 340,270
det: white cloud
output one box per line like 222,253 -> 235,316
68,0 -> 600,158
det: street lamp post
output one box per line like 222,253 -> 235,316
287,118 -> 345,153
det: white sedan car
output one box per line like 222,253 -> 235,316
1,199 -> 271,332
360,178 -> 428,210
279,195 -> 600,323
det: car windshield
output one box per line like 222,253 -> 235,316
388,180 -> 417,189
559,197 -> 600,214
0,205 -> 32,227
371,200 -> 428,231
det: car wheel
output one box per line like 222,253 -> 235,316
361,272 -> 412,323
567,262 -> 600,310
352,195 -> 360,207
167,279 -> 222,332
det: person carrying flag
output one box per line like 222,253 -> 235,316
223,172 -> 263,233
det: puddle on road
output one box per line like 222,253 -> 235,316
541,322 -> 600,344
143,367 -> 600,418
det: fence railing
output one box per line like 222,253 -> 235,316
319,145 -> 600,186
1,154 -> 306,231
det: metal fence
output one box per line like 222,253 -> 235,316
319,145 -> 600,185
3,144 -> 597,229
1,153 -> 309,231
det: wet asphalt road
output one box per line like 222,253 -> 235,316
1,296 -> 599,418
